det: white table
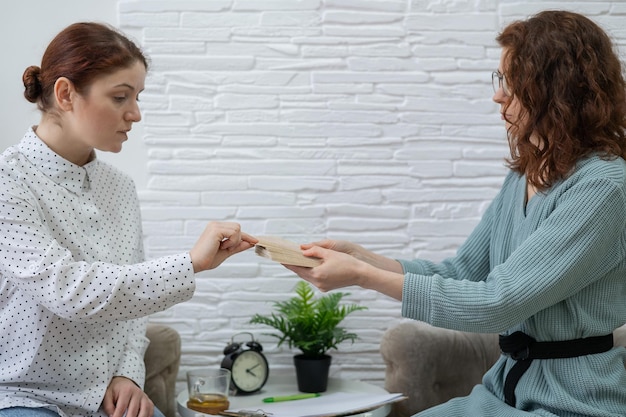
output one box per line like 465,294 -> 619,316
177,374 -> 392,417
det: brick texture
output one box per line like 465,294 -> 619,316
117,0 -> 626,391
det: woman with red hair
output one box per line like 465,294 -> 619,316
288,11 -> 626,416
0,22 -> 256,417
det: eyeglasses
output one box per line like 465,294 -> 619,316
492,70 -> 511,96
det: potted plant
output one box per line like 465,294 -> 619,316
249,281 -> 367,393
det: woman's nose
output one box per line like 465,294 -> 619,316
492,87 -> 507,104
126,101 -> 142,123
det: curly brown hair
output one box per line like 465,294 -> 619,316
496,10 -> 626,190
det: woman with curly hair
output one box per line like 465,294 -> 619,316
286,10 -> 626,416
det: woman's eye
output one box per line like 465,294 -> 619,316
113,96 -> 127,103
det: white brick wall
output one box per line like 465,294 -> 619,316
117,0 -> 626,392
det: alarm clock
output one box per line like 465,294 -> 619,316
221,332 -> 269,395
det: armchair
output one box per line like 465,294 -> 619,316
380,320 -> 626,417
144,323 -> 182,417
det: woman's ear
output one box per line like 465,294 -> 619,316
53,77 -> 76,112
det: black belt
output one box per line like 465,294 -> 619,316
499,331 -> 613,407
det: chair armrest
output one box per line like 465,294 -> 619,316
380,321 -> 500,417
144,323 -> 181,417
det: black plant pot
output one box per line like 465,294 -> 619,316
293,354 -> 332,393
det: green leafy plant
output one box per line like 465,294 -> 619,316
250,281 -> 367,358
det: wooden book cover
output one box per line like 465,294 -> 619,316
255,236 -> 322,268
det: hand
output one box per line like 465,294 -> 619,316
300,239 -> 363,257
189,222 -> 258,273
101,376 -> 154,417
284,244 -> 366,292
284,240 -> 405,300
300,239 -> 403,273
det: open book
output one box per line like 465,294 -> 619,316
255,236 -> 322,268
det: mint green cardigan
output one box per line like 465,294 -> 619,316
400,155 -> 626,416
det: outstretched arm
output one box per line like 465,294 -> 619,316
284,242 -> 404,300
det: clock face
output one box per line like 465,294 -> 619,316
231,350 -> 269,393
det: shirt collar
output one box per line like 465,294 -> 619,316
18,127 -> 96,194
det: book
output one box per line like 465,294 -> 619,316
226,392 -> 407,417
255,236 -> 322,268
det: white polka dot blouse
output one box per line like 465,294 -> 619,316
0,129 -> 196,416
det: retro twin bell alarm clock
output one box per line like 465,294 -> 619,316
221,332 -> 269,395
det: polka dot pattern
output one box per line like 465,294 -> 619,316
0,129 -> 196,416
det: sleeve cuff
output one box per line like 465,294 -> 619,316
401,272 -> 433,323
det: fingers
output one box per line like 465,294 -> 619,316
301,245 -> 328,258
220,232 -> 258,252
101,391 -> 115,417
282,264 -> 321,289
113,394 -> 136,417
117,395 -> 153,417
110,397 -> 153,417
300,239 -> 335,250
283,265 -> 334,292
191,223 -> 257,272
285,245 -> 365,292
138,397 -> 154,417
243,232 -> 259,245
212,222 -> 244,248
103,384 -> 154,417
